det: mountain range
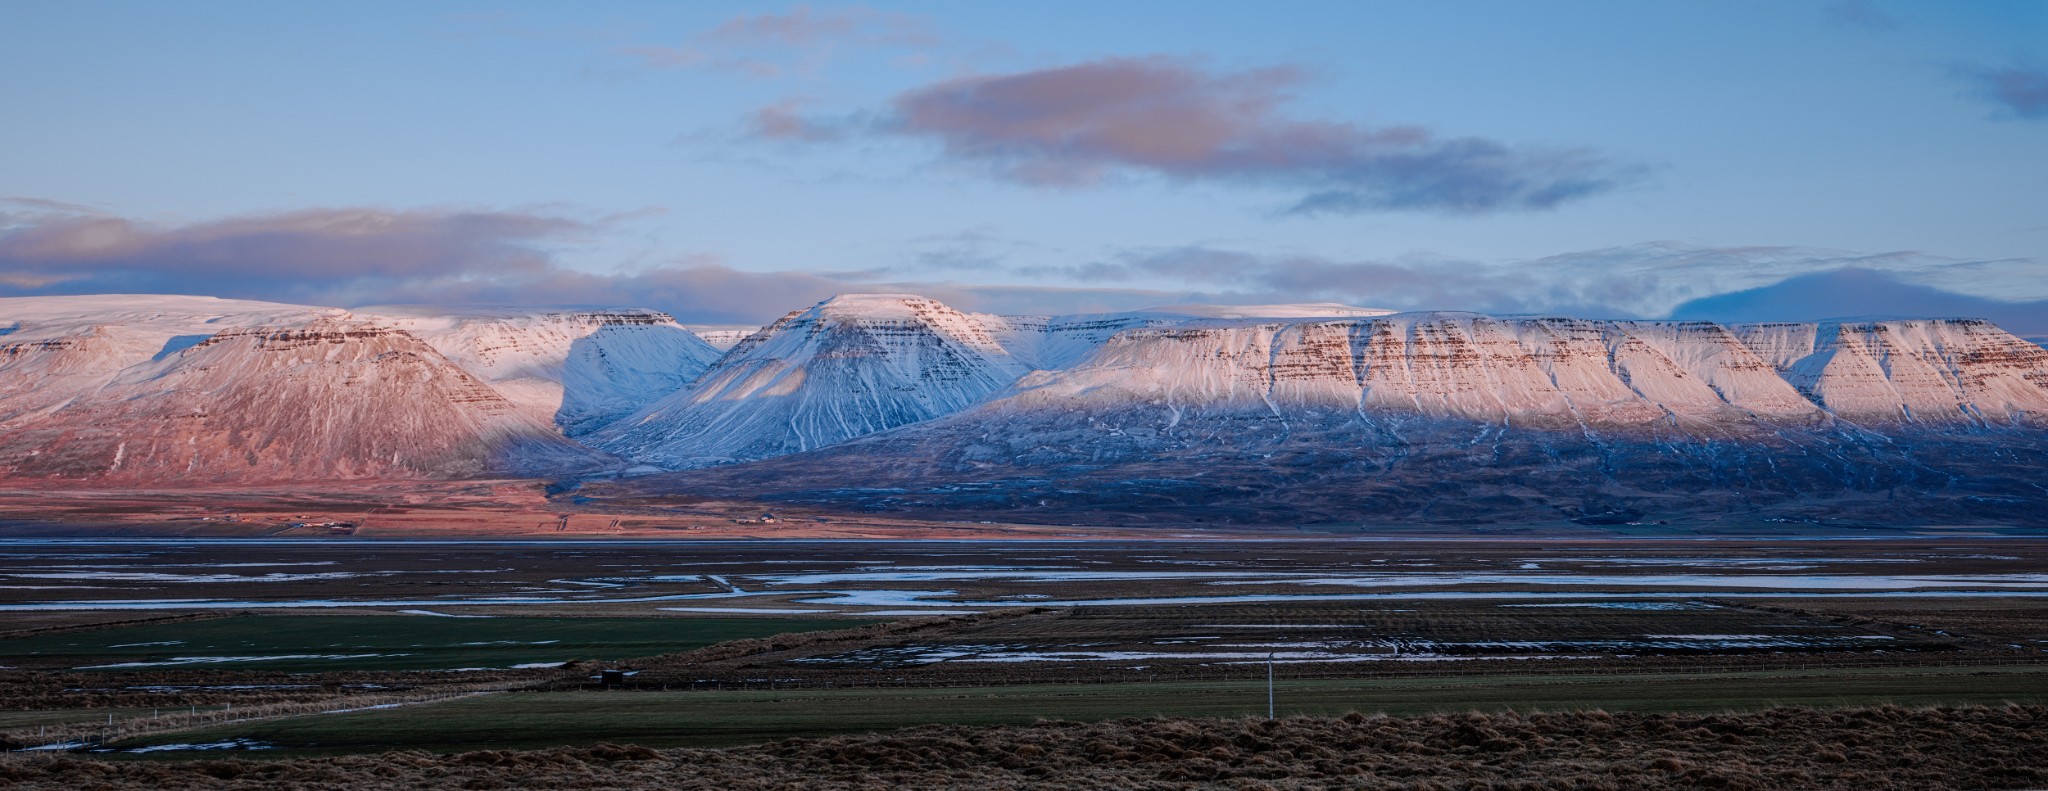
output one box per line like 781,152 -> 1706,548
4,293 -> 2044,525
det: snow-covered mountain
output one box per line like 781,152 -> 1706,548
593,299 -> 2048,472
590,295 -> 1409,468
0,296 -> 366,429
1732,320 -> 2048,424
691,327 -> 761,351
0,301 -> 602,482
592,294 -> 1032,468
0,296 -> 721,482
980,313 -> 2048,429
596,311 -> 2048,526
359,306 -> 721,435
4,292 -> 2045,513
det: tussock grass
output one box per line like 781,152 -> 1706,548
0,681 -> 517,750
3,704 -> 2043,789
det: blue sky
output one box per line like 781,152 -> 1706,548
1,1 -> 2044,328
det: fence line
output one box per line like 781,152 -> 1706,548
531,653 -> 2048,694
3,682 -> 514,754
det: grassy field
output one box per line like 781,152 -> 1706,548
0,614 -> 863,672
0,706 -> 234,729
111,663 -> 2048,754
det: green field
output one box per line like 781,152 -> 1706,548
114,664 -> 2048,754
0,614 -> 862,672
0,706 -> 232,729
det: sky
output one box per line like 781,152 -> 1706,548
1,0 -> 2044,331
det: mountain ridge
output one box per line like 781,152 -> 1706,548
2,292 -> 2044,521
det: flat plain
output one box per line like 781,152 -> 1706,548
2,535 -> 2046,788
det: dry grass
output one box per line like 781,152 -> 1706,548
0,681 -> 519,750
4,704 -> 2043,789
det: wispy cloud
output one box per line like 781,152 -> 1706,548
1046,241 -> 2046,318
620,5 -> 935,78
757,56 -> 1640,215
1821,0 -> 1899,32
1959,64 -> 2048,120
747,97 -> 847,142
700,4 -> 933,48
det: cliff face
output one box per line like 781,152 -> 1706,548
0,317 -> 601,482
1731,319 -> 2048,424
990,314 -> 2044,430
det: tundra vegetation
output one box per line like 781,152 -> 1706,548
2,539 -> 2045,788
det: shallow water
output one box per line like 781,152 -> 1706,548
10,585 -> 2048,612
80,653 -> 406,669
1206,572 -> 2048,590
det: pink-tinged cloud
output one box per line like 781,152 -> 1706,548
882,56 -> 1637,214
0,207 -> 579,285
0,202 -> 1187,324
1046,241 -> 2046,322
749,98 -> 845,142
703,5 -> 933,48
621,4 -> 935,77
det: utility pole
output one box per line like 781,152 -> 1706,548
1266,653 -> 1275,720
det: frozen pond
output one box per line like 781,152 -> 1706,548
1207,573 -> 2048,590
3,540 -> 2046,614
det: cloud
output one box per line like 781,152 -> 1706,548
1960,64 -> 2048,120
408,262 -> 1193,324
0,196 -> 104,214
0,206 -> 584,301
747,97 -> 846,142
5,202 -> 2038,330
701,4 -> 933,48
902,227 -> 1064,274
1822,0 -> 1899,32
1050,241 -> 2047,319
868,56 -> 1638,214
621,5 -> 935,78
0,202 -> 1187,325
1670,268 -> 2048,336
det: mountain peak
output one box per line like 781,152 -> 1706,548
805,293 -> 964,320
